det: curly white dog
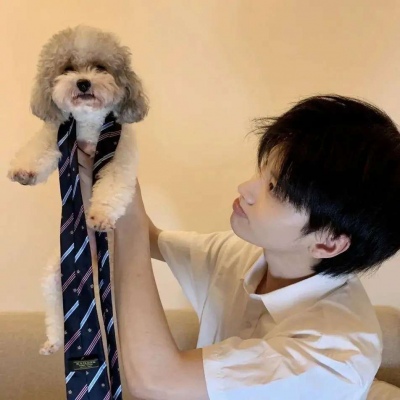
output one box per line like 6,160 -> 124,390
8,25 -> 148,354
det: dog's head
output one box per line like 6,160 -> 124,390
31,25 -> 149,124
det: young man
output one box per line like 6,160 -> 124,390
80,95 -> 400,399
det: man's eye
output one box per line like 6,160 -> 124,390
63,66 -> 75,73
96,65 -> 107,72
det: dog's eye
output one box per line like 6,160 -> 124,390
63,66 -> 75,73
96,65 -> 107,72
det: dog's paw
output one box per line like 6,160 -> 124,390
8,168 -> 38,185
87,204 -> 116,232
39,340 -> 62,355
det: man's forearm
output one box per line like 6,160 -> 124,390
114,217 -> 180,397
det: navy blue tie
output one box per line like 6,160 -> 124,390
58,113 -> 123,400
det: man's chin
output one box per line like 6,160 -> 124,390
230,214 -> 243,236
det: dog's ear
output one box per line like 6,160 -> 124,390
117,67 -> 149,124
30,76 -> 64,124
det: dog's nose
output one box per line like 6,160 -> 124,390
77,79 -> 91,93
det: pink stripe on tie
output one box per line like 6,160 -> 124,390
74,206 -> 84,231
70,142 -> 78,165
85,330 -> 101,355
59,157 -> 70,176
102,283 -> 111,301
61,214 -> 74,234
62,272 -> 76,292
111,350 -> 118,368
103,390 -> 111,400
98,130 -> 121,142
64,330 -> 81,352
75,384 -> 88,400
77,266 -> 93,295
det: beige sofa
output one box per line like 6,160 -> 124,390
1,306 -> 400,399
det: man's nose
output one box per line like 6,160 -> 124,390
238,175 -> 259,205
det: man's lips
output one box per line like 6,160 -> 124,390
233,197 -> 247,218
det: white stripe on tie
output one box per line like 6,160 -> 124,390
113,385 -> 122,399
58,120 -> 74,146
101,121 -> 114,131
58,132 -> 69,147
65,371 -> 75,383
107,317 -> 114,333
80,299 -> 96,329
101,250 -> 109,267
93,152 -> 115,170
72,175 -> 80,198
88,361 -> 107,392
64,300 -> 79,321
61,243 -> 74,263
62,186 -> 72,206
75,237 -> 89,262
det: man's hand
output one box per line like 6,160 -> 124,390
116,180 -> 150,247
78,141 -> 148,234
126,181 -> 149,227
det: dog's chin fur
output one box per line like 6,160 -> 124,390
52,68 -> 124,119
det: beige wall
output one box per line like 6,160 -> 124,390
1,0 -> 400,312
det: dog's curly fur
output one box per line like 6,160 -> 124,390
8,25 -> 148,355
31,25 -> 148,124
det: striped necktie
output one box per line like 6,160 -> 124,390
58,112 -> 123,400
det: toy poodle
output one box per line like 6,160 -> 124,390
8,25 -> 148,354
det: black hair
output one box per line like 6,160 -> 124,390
256,94 -> 400,277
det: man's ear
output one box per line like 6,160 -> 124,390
310,231 -> 350,259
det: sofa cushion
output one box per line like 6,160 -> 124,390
367,379 -> 400,399
0,312 -> 65,400
374,306 -> 400,387
1,306 -> 399,399
0,310 -> 199,400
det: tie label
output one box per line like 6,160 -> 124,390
69,357 -> 100,371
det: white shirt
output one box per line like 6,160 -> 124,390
158,230 -> 382,400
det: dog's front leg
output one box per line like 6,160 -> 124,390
8,122 -> 61,185
87,126 -> 138,231
40,251 -> 64,355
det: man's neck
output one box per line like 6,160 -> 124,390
256,268 -> 314,294
256,250 -> 316,294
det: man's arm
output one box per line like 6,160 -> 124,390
114,183 -> 209,400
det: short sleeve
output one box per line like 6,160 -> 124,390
202,335 -> 370,400
158,230 -> 239,316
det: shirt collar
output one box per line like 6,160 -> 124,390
241,254 -> 349,324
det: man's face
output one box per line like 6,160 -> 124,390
230,152 -> 312,253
